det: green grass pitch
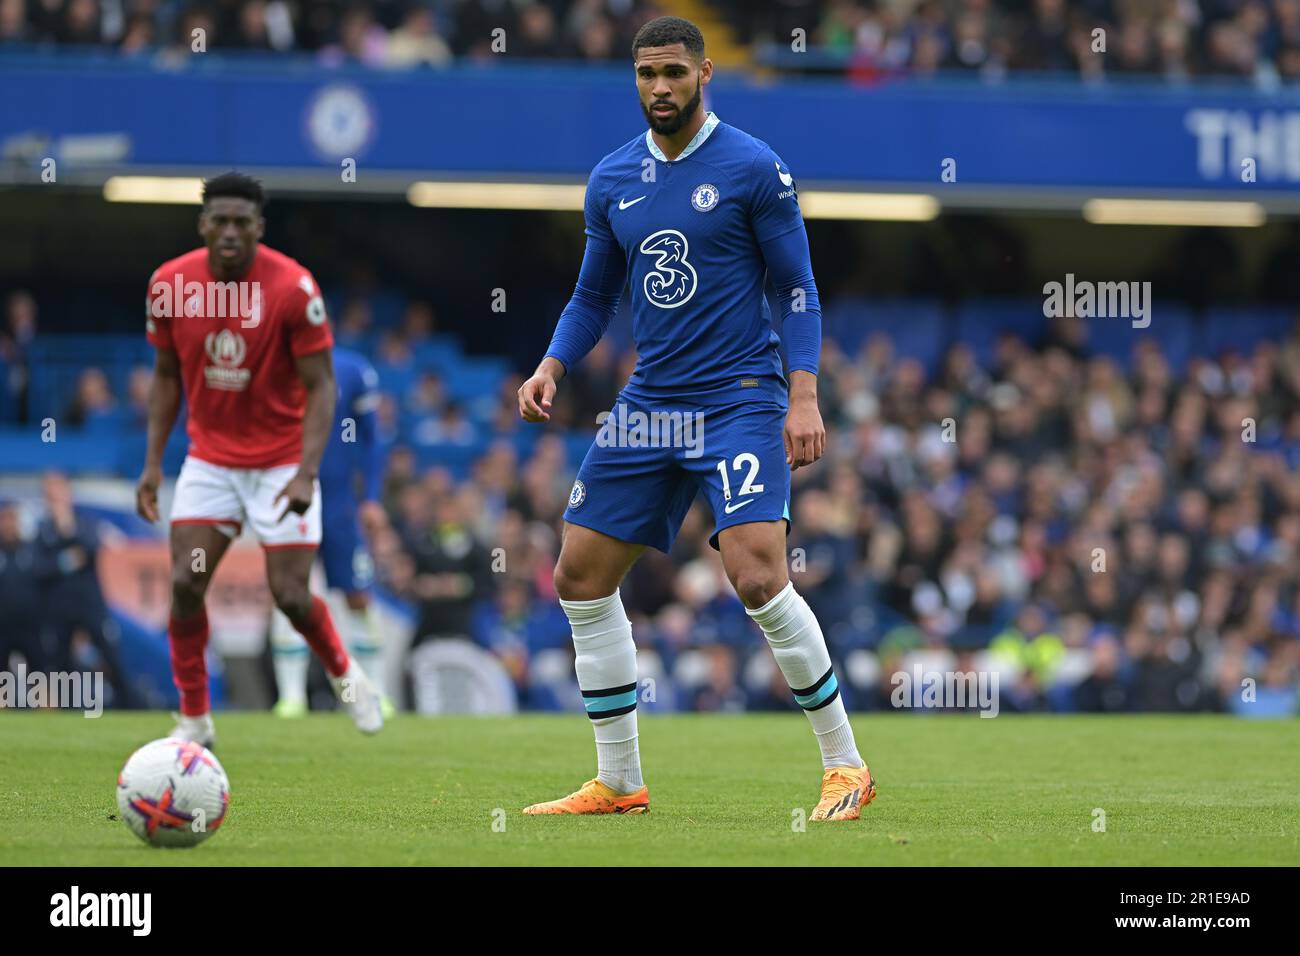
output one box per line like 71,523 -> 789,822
1,712 -> 1297,866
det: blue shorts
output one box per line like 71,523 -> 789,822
563,393 -> 791,553
319,492 -> 374,594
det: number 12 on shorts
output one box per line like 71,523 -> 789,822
716,452 -> 765,502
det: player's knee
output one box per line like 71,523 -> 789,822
552,561 -> 580,602
731,564 -> 786,610
170,568 -> 208,617
553,559 -> 602,603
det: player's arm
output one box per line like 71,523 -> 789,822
137,269 -> 182,522
520,171 -> 625,422
764,225 -> 824,469
137,271 -> 182,522
752,149 -> 825,470
276,348 -> 335,521
354,364 -> 387,536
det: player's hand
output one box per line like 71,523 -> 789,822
359,500 -> 388,538
274,472 -> 315,522
518,372 -> 557,423
784,397 -> 826,471
136,466 -> 162,523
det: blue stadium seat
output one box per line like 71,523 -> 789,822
954,299 -> 1048,366
822,298 -> 947,375
333,329 -> 378,355
411,338 -> 463,372
412,440 -> 490,480
443,358 -> 511,404
25,336 -> 154,423
1201,307 -> 1297,357
0,427 -> 124,475
1086,304 -> 1196,373
367,290 -> 409,330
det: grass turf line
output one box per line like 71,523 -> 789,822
0,713 -> 1296,866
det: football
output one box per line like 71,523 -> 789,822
115,738 -> 230,848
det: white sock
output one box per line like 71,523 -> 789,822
746,582 -> 863,770
560,588 -> 643,794
345,603 -> 385,699
270,608 -> 308,705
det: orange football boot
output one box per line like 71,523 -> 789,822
522,778 -> 650,815
811,764 -> 877,821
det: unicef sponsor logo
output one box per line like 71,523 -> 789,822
203,330 -> 252,391
305,84 -> 375,160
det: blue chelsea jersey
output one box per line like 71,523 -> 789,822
320,346 -> 381,503
585,112 -> 807,407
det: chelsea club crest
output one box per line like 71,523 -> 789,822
691,183 -> 719,212
568,480 -> 586,509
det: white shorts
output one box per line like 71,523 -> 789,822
170,456 -> 322,549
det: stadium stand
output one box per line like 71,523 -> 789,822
4,284 -> 1298,716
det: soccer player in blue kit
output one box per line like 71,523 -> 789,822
518,16 -> 875,820
271,345 -> 392,719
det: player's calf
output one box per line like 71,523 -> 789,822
165,525 -> 232,738
168,605 -> 211,720
170,567 -> 209,620
280,592 -> 350,676
269,581 -> 314,627
267,551 -> 351,675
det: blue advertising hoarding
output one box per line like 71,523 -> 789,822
3,52 -> 1300,193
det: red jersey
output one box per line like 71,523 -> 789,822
146,244 -> 333,469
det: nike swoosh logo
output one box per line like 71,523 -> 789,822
775,161 -> 793,187
724,498 -> 756,515
619,196 -> 647,210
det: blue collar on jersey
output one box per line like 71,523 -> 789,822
644,111 -> 720,163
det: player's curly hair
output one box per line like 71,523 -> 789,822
202,172 -> 265,209
632,16 -> 705,62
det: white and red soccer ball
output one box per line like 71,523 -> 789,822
116,738 -> 230,847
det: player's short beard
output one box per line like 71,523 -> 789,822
642,77 -> 702,136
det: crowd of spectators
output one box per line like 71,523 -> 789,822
731,0 -> 1300,82
5,0 -> 1300,83
0,0 -> 667,65
0,474 -> 136,706
3,281 -> 1299,716
355,301 -> 1300,716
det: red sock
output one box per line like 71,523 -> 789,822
293,596 -> 350,678
169,608 -> 210,716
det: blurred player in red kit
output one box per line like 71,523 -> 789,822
135,172 -> 383,746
